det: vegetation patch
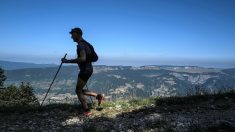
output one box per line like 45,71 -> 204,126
0,83 -> 39,113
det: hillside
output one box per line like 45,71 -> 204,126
0,91 -> 234,131
4,65 -> 235,103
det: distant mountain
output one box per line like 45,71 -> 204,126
4,65 -> 235,101
222,68 -> 235,76
0,60 -> 57,70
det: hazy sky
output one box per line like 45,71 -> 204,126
0,0 -> 235,68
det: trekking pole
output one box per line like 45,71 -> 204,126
40,53 -> 67,108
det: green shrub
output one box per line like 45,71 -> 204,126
0,82 -> 38,103
0,82 -> 39,113
0,67 -> 6,88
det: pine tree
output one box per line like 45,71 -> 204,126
0,67 -> 6,88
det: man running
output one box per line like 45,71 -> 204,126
61,27 -> 104,116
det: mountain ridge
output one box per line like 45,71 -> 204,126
1,60 -> 234,70
0,60 -> 57,70
3,65 -> 235,102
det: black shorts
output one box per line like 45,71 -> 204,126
78,70 -> 93,82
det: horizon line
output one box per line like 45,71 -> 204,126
1,59 -> 235,69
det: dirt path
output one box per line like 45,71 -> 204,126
1,94 -> 235,131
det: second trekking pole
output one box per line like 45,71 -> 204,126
40,53 -> 67,108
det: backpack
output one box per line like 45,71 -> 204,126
80,40 -> 98,62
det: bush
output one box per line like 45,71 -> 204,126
0,82 -> 38,103
0,67 -> 6,88
0,82 -> 39,113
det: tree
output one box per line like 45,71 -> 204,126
0,67 -> 6,88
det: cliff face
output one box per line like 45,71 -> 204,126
1,91 -> 235,132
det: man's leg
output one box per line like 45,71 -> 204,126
82,89 -> 97,97
76,72 -> 105,108
76,78 -> 89,110
83,89 -> 104,106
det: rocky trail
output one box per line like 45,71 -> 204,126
1,92 -> 235,132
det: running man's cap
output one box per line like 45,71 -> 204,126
70,28 -> 83,36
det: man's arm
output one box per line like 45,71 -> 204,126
61,50 -> 86,63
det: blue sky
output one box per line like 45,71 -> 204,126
0,0 -> 235,68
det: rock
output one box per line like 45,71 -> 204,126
210,105 -> 216,109
42,112 -> 49,116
